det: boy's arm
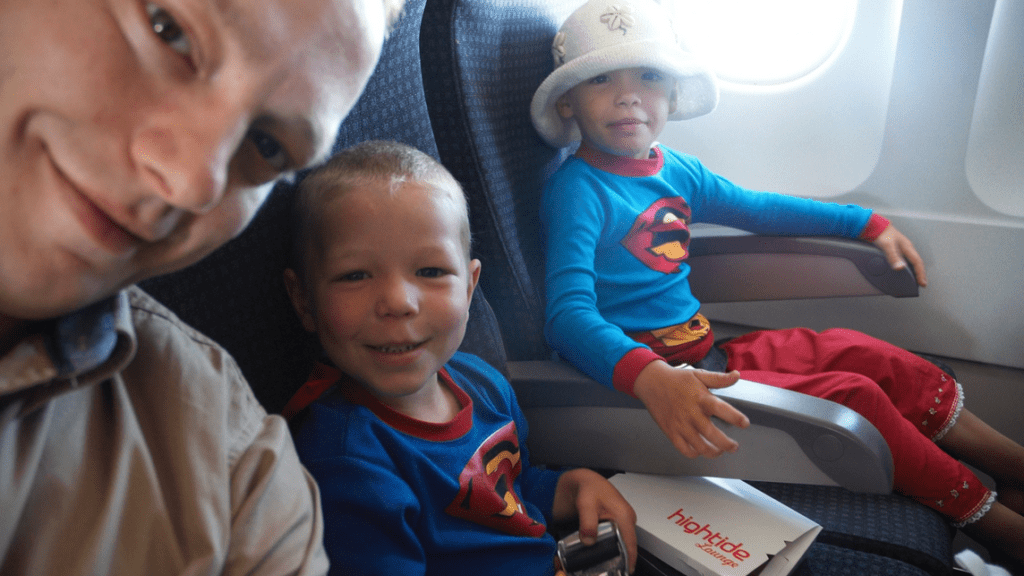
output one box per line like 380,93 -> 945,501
540,173 -> 656,391
541,169 -> 748,458
689,158 -> 928,287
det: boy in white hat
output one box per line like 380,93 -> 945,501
531,0 -> 1024,564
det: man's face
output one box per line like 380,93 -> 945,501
0,0 -> 386,320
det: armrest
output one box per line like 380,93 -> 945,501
687,228 -> 918,303
510,360 -> 894,494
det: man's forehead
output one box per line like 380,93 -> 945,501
214,0 -> 383,166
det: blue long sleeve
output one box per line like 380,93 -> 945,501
541,145 -> 873,389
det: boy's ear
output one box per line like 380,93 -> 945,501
668,87 -> 679,115
556,93 -> 574,119
283,268 -> 317,333
467,258 -> 482,300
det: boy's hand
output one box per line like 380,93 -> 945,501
632,361 -> 749,458
872,224 -> 928,287
552,468 -> 638,574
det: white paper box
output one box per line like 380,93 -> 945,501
608,473 -> 821,576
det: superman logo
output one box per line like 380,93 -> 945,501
445,421 -> 546,537
620,197 -> 693,274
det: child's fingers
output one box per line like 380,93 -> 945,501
676,420 -> 727,458
875,226 -> 928,287
614,513 -> 639,573
575,493 -> 600,546
696,412 -> 740,454
695,369 -> 741,390
712,394 -> 750,429
900,239 -> 928,287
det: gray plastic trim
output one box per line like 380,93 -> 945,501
510,360 -> 894,494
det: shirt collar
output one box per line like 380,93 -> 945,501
45,296 -> 121,377
575,141 -> 665,177
1,291 -> 135,397
342,368 -> 475,442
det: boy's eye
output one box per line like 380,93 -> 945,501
641,70 -> 665,82
247,128 -> 290,173
417,267 -> 448,279
338,271 -> 369,282
588,74 -> 609,85
146,3 -> 192,58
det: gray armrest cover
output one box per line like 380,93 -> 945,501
688,232 -> 919,302
510,360 -> 894,494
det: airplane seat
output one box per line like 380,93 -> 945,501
420,0 -> 957,573
140,0 -> 507,415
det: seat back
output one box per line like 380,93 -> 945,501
422,0 -> 580,361
142,0 -> 506,413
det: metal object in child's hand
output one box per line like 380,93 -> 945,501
557,521 -> 629,576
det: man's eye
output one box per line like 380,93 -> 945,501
146,3 -> 192,57
247,128 -> 290,172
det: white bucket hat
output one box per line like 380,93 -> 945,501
530,0 -> 719,148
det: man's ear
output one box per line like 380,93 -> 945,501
556,93 -> 574,119
283,268 -> 317,333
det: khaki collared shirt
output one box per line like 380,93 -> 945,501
0,287 -> 328,575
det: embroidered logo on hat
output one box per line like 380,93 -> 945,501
601,5 -> 635,34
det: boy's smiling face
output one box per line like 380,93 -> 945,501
558,67 -> 676,159
0,0 -> 386,321
291,180 -> 481,415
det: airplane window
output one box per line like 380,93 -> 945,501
965,0 -> 1024,218
657,0 -> 902,198
669,0 -> 856,86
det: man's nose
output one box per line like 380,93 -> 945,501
131,95 -> 248,214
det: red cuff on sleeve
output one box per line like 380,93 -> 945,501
612,347 -> 663,397
859,213 -> 891,241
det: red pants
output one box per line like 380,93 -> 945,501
717,327 -> 991,525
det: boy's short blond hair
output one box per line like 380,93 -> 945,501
290,140 -> 471,284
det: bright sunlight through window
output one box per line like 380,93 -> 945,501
668,0 -> 857,86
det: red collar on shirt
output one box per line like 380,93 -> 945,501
282,363 -> 474,441
342,369 -> 474,442
575,141 -> 664,177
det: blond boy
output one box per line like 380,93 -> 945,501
283,140 -> 637,575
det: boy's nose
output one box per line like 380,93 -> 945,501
615,83 -> 642,107
131,96 -> 248,214
376,278 -> 418,318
